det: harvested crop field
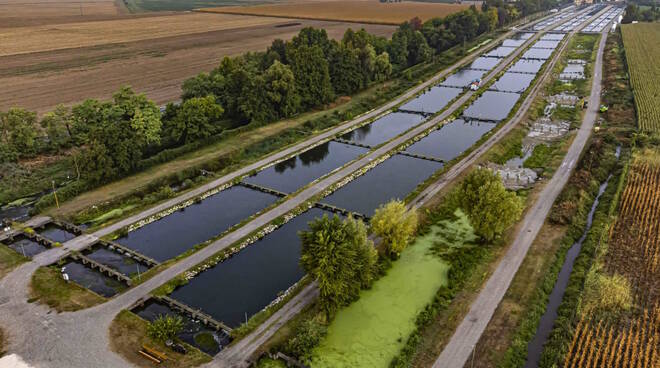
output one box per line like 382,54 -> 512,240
0,14 -> 395,113
0,0 -> 131,28
200,0 -> 472,25
621,23 -> 660,132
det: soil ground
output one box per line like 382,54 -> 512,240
202,0 -> 471,25
0,13 -> 395,113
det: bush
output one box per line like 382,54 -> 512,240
283,319 -> 327,360
146,315 -> 184,342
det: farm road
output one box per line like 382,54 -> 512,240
0,14 -> 540,368
431,11 -> 612,368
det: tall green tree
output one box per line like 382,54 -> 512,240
163,95 -> 224,145
289,45 -> 334,108
0,108 -> 39,156
370,200 -> 418,257
263,60 -> 300,118
40,105 -> 72,150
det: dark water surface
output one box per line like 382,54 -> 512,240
522,48 -> 554,60
441,69 -> 486,88
340,112 -> 424,147
502,39 -> 526,47
399,86 -> 462,114
116,186 -> 279,262
3,235 -> 48,257
469,56 -> 501,71
462,91 -> 521,122
490,72 -> 536,93
508,59 -> 546,74
170,208 -> 333,328
62,261 -> 126,297
484,46 -> 517,58
84,247 -> 150,277
322,154 -> 443,216
532,40 -> 561,49
38,224 -> 77,243
243,141 -> 367,193
133,300 -> 231,355
405,119 -> 497,161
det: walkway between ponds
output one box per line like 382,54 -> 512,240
0,10 -> 571,368
432,12 -> 612,368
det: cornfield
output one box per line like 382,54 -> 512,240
621,23 -> 660,132
563,153 -> 660,367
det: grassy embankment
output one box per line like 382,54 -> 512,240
0,244 -> 27,280
29,266 -> 106,312
109,310 -> 211,368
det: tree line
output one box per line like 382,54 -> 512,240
1,0 -> 559,191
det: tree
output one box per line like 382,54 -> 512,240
299,214 -> 376,320
284,319 -> 327,359
374,52 -> 393,82
163,95 -> 224,144
147,315 -> 184,342
329,44 -> 362,95
40,105 -> 72,151
388,30 -> 409,68
449,168 -> 523,242
0,108 -> 39,156
370,200 -> 418,257
289,45 -> 334,108
263,60 -> 300,118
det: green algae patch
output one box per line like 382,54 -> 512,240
310,228 -> 450,367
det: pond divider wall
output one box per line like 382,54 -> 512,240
397,151 -> 446,164
332,138 -> 372,149
69,253 -> 133,285
95,239 -> 159,268
396,109 -> 434,118
237,182 -> 287,198
313,203 -> 368,221
152,296 -> 233,335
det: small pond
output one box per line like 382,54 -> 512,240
340,112 -> 425,147
321,154 -> 443,216
508,59 -> 546,74
3,235 -> 48,258
484,46 -> 517,58
116,185 -> 279,262
405,119 -> 497,162
243,141 -> 367,194
61,260 -> 126,297
522,47 -> 554,60
490,72 -> 536,93
440,69 -> 486,88
468,56 -> 501,71
462,91 -> 521,122
133,299 -> 231,355
83,246 -> 150,277
532,40 -> 561,49
170,208 -> 335,329
399,86 -> 462,115
38,224 -> 78,243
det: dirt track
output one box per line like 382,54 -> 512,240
0,16 -> 395,113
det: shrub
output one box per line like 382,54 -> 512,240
284,319 -> 327,360
146,315 -> 183,342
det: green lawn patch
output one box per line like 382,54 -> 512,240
309,229 -> 450,367
29,266 -> 106,312
0,243 -> 28,279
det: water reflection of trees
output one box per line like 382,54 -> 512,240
342,124 -> 372,142
273,142 -> 331,173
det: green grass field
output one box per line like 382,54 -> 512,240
309,227 -> 450,367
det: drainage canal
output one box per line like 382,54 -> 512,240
169,208 -> 337,329
524,173 -> 615,367
339,112 -> 425,147
2,235 -> 48,258
321,154 -> 443,216
133,299 -> 231,355
243,141 -> 367,194
116,185 -> 280,262
405,119 -> 497,162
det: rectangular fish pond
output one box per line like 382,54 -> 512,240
133,299 -> 231,355
399,86 -> 462,115
489,72 -> 536,93
484,46 -> 517,58
61,260 -> 127,297
462,90 -> 521,122
169,208 -> 336,329
83,245 -> 150,277
501,39 -> 527,48
468,56 -> 501,71
508,58 -> 546,74
440,69 -> 486,88
2,234 -> 48,258
321,154 -> 443,216
339,112 -> 425,147
404,119 -> 497,162
513,32 -> 535,40
540,33 -> 565,41
116,185 -> 280,262
243,141 -> 367,194
522,47 -> 554,60
532,39 -> 561,49
37,223 -> 79,243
